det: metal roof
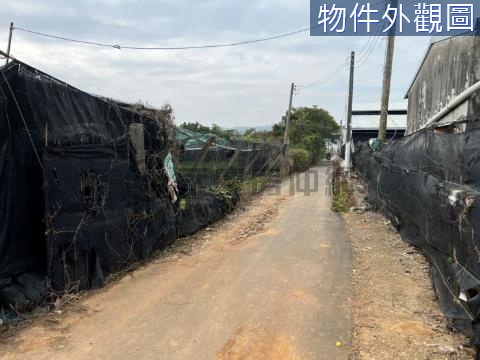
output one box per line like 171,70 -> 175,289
351,113 -> 407,130
347,102 -> 407,130
352,101 -> 407,112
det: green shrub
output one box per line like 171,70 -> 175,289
332,163 -> 355,212
226,177 -> 268,198
288,147 -> 312,172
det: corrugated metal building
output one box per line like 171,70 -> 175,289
405,36 -> 480,134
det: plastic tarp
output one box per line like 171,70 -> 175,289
175,128 -> 232,149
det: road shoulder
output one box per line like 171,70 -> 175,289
344,206 -> 474,359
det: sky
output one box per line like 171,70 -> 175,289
0,0 -> 431,128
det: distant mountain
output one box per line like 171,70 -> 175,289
231,125 -> 273,134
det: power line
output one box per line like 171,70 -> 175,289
294,24 -> 384,93
12,0 -> 387,52
295,55 -> 350,92
13,0 -> 388,51
294,0 -> 388,93
14,24 -> 322,51
347,0 -> 387,68
356,20 -> 387,68
370,0 -> 388,8
355,23 -> 382,64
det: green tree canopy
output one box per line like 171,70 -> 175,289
240,106 -> 340,163
277,106 -> 341,161
179,106 -> 340,164
179,121 -> 211,134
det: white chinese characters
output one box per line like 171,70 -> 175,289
349,3 -> 379,33
318,4 -> 346,32
383,4 -> 410,33
316,2 -> 476,34
414,3 -> 443,33
447,4 -> 474,31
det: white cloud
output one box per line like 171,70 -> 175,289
0,0 -> 431,128
2,1 -> 44,16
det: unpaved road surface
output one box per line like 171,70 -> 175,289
345,192 -> 474,359
1,164 -> 352,360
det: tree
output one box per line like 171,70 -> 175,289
179,122 -> 240,141
241,128 -> 280,144
179,121 -> 211,134
178,106 -> 341,161
280,106 -> 341,162
210,124 -> 240,141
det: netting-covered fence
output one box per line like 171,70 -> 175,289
175,127 -> 284,188
0,60 -> 244,309
354,123 -> 480,347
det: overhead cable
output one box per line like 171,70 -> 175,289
14,25 -> 320,51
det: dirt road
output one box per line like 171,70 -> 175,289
1,165 -> 352,360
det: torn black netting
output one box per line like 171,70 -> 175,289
354,123 -> 480,348
0,59 -> 284,311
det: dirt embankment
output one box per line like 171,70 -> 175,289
344,205 -> 474,359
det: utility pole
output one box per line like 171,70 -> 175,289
344,51 -> 355,173
283,82 -> 295,146
378,0 -> 397,141
5,22 -> 13,65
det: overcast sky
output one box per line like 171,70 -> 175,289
0,0 -> 431,128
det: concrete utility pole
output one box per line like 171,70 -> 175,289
344,51 -> 355,173
378,0 -> 397,141
5,22 -> 13,65
283,82 -> 295,146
